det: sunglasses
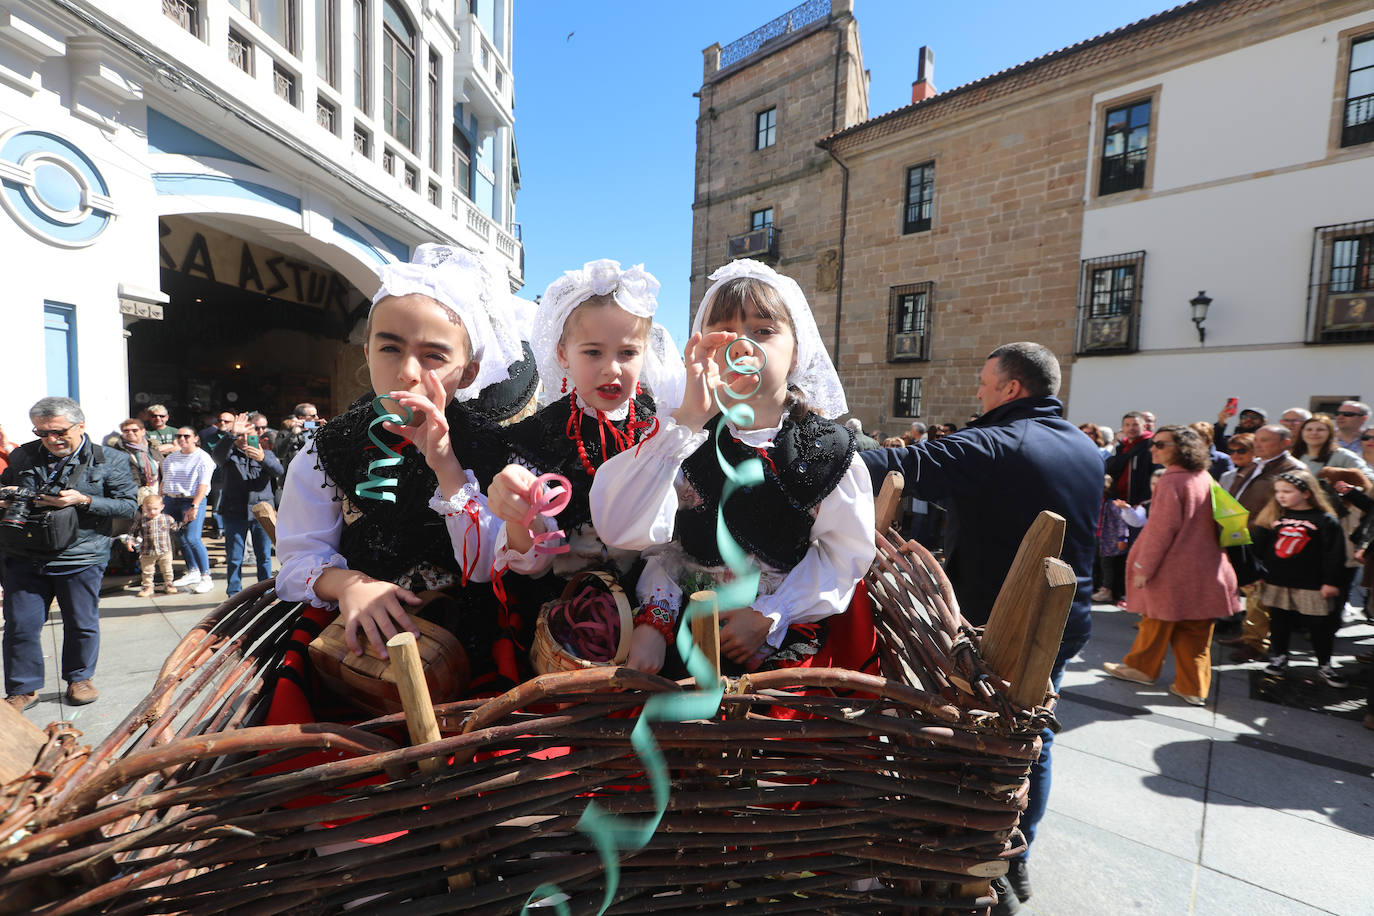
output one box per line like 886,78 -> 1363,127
1336,411 -> 1367,418
1363,435 -> 1374,442
1227,447 -> 1251,453
150,413 -> 168,418
174,433 -> 195,439
1149,440 -> 1173,449
32,425 -> 77,438
253,425 -> 268,431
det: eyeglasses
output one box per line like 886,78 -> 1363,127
32,426 -> 76,438
1227,447 -> 1251,453
1149,440 -> 1173,449
1336,411 -> 1367,418
174,433 -> 194,439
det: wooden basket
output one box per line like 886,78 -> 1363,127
307,591 -> 471,717
529,569 -> 633,675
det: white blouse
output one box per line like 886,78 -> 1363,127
275,445 -> 500,608
588,416 -> 875,645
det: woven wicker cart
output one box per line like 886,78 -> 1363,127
0,495 -> 1074,916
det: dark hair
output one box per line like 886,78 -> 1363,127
1291,414 -> 1337,462
987,341 -> 1060,398
1122,410 -> 1147,423
702,277 -> 809,422
121,417 -> 144,430
1154,424 -> 1209,471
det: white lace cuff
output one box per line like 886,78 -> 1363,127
428,471 -> 482,516
304,553 -> 348,608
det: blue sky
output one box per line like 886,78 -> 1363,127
512,0 -> 1171,340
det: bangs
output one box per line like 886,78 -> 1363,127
703,278 -> 791,329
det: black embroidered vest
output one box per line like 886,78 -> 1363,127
310,393 -> 509,584
503,393 -> 656,532
677,412 -> 856,570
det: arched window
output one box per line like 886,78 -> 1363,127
382,0 -> 415,149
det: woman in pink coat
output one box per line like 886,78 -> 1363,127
1104,425 -> 1240,705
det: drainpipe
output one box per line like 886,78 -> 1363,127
825,22 -> 849,364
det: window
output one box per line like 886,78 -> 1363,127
1343,36 -> 1374,147
353,123 -> 371,156
428,51 -> 441,171
382,147 -> 395,174
1308,219 -> 1374,343
44,302 -> 78,400
229,0 -> 295,52
755,107 -> 776,150
273,62 -> 298,106
315,0 -> 337,85
1075,251 -> 1145,354
428,181 -> 440,206
317,95 -> 337,133
903,162 -> 934,234
228,30 -> 253,72
352,0 -> 369,113
888,282 -> 932,361
751,208 -> 773,231
382,0 -> 415,149
453,128 -> 472,200
163,0 -> 199,38
1099,99 -> 1151,195
893,378 -> 922,418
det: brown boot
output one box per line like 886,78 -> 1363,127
65,680 -> 99,705
5,692 -> 37,712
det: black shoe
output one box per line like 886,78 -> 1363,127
990,875 -> 1021,915
1007,858 -> 1032,901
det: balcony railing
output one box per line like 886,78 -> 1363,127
162,0 -> 198,37
719,0 -> 829,69
466,202 -> 491,241
727,225 -> 779,261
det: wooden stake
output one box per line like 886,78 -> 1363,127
0,699 -> 48,785
689,589 -> 722,686
874,470 -> 905,537
981,511 -> 1065,681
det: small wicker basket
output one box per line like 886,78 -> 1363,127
530,569 -> 633,675
308,591 -> 471,717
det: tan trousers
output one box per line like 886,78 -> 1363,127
140,552 -> 174,589
1121,617 -> 1216,699
1238,584 -> 1269,651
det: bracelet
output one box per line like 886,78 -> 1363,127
634,602 -> 677,643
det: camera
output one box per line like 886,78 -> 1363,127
0,486 -> 39,530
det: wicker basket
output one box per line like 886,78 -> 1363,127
308,591 -> 471,717
0,532 -> 1063,915
529,569 -> 633,675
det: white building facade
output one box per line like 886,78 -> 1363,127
1066,3 -> 1374,426
0,0 -> 520,432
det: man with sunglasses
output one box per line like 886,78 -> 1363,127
1334,401 -> 1371,453
0,397 -> 137,712
142,404 -> 178,457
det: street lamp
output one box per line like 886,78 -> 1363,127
1189,290 -> 1212,345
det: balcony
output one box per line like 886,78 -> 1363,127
453,15 -> 512,130
451,194 -> 522,280
727,225 -> 779,261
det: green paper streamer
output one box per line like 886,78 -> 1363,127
354,396 -> 413,503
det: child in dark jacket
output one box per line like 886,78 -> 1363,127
1252,470 -> 1348,686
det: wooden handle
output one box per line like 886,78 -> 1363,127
386,632 -> 443,776
689,589 -> 722,685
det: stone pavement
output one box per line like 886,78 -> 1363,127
6,565 -> 1374,914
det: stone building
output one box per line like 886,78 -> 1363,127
693,0 -> 1374,431
0,0 -> 521,432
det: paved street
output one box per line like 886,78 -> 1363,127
7,560 -> 1374,915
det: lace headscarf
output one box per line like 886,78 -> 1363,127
371,243 -> 525,402
692,259 -> 847,419
531,259 -> 686,411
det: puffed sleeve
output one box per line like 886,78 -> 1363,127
275,450 -> 347,607
427,469 -> 501,583
589,419 -> 708,550
751,454 -> 876,645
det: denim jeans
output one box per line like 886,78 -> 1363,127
222,516 -> 271,595
163,496 -> 209,575
2,558 -> 104,695
1018,630 -> 1091,861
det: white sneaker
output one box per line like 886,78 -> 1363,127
172,570 -> 201,587
191,577 -> 214,594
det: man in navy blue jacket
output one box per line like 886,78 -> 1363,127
860,342 -> 1102,914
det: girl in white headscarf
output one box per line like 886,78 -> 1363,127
487,259 -> 683,587
274,245 -> 524,662
590,260 -> 875,676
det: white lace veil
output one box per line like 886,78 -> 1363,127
691,259 -> 847,419
371,244 -> 525,402
532,259 -> 686,411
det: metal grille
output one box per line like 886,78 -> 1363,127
1343,36 -> 1374,147
228,31 -> 252,73
382,148 -> 395,174
404,165 -> 418,191
273,64 -> 297,106
892,377 -> 923,419
1307,219 -> 1374,343
1076,251 -> 1144,354
353,124 -> 370,155
316,97 -> 337,133
887,282 -> 933,361
719,0 -> 829,69
903,162 -> 934,234
162,0 -> 198,37
427,182 -> 440,206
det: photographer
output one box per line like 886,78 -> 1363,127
211,413 -> 282,596
1,397 -> 136,712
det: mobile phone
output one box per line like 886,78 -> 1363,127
1224,397 -> 1238,414
303,420 -> 318,430
247,434 -> 259,448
